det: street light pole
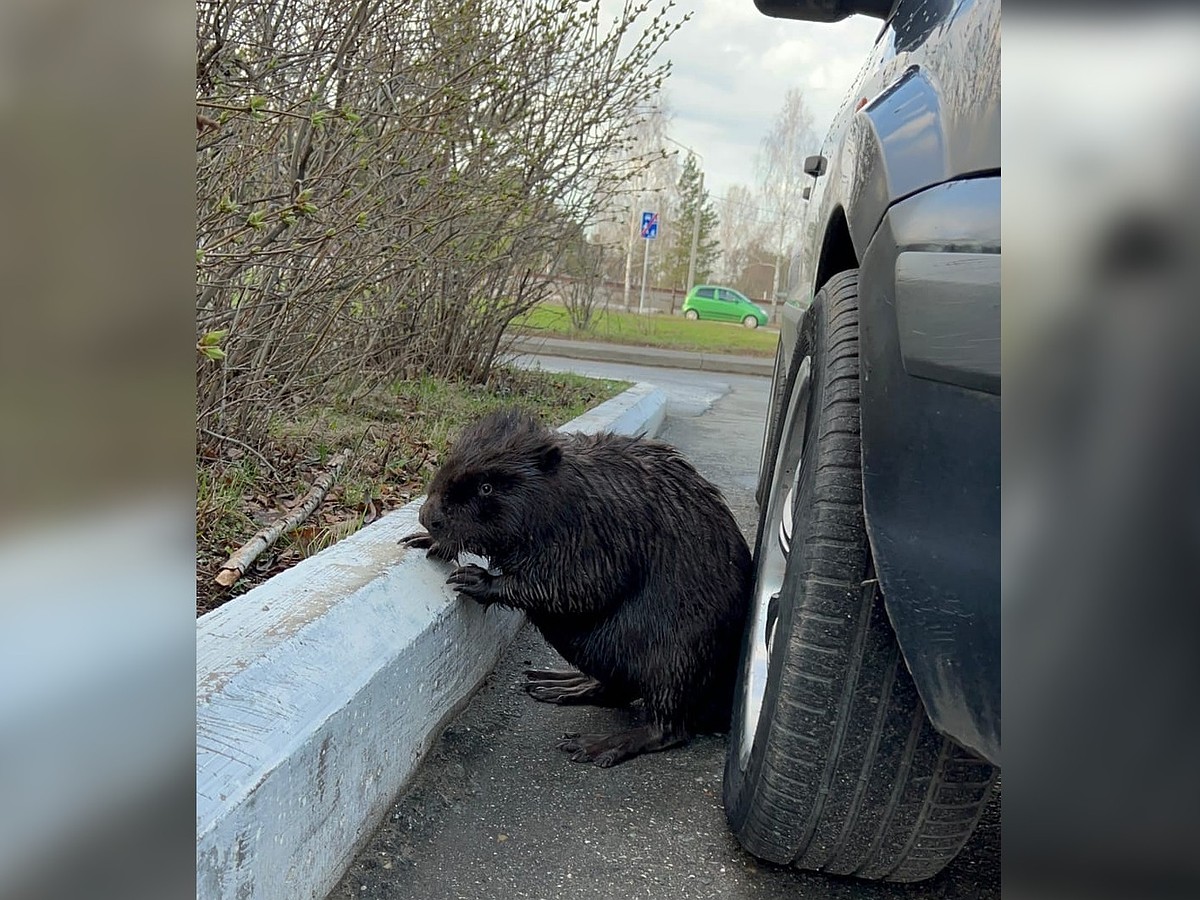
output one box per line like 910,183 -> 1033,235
664,137 -> 704,293
623,205 -> 636,310
687,168 -> 703,293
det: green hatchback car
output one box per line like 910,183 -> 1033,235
681,285 -> 769,328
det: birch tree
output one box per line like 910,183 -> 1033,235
755,87 -> 818,301
716,183 -> 766,283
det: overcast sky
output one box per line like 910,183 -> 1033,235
643,1 -> 882,204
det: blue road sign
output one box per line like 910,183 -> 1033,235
640,211 -> 658,239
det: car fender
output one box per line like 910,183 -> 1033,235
842,65 -> 955,259
856,179 -> 1000,764
792,0 -> 1000,307
842,0 -> 1001,259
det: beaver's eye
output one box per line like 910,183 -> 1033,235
478,482 -> 493,497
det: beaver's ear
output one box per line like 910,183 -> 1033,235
535,442 -> 562,473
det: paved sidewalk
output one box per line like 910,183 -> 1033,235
509,334 -> 775,377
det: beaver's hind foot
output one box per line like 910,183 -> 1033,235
523,669 -> 634,707
556,722 -> 687,767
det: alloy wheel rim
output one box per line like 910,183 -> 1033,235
738,356 -> 811,766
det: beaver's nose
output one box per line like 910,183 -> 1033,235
419,499 -> 444,532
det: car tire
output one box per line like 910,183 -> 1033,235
685,309 -> 699,320
723,270 -> 997,883
754,341 -> 788,508
743,315 -> 759,329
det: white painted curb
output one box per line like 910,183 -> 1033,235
196,383 -> 667,900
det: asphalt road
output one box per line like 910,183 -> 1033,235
329,357 -> 999,900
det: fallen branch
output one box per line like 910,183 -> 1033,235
214,450 -> 351,588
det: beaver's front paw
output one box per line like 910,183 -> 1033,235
446,564 -> 496,604
399,531 -> 455,562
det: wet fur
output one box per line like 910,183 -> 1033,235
404,409 -> 753,766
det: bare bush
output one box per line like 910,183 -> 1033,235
558,232 -> 606,331
196,0 -> 685,445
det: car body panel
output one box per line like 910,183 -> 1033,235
895,250 -> 999,393
762,0 -> 1001,763
687,286 -> 719,319
858,178 -> 1000,764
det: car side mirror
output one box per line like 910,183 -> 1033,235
754,1 -> 893,22
803,155 -> 827,177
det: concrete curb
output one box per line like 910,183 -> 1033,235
196,383 -> 668,900
509,335 -> 774,377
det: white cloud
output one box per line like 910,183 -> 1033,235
642,1 -> 881,201
761,38 -> 820,76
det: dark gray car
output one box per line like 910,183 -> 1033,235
724,0 -> 1000,883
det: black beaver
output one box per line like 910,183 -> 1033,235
400,408 -> 752,767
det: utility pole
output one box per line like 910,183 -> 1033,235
756,258 -> 780,324
639,231 -> 651,313
769,260 -> 780,324
773,217 -> 786,304
664,137 -> 705,292
687,167 -> 703,292
623,206 -> 637,310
